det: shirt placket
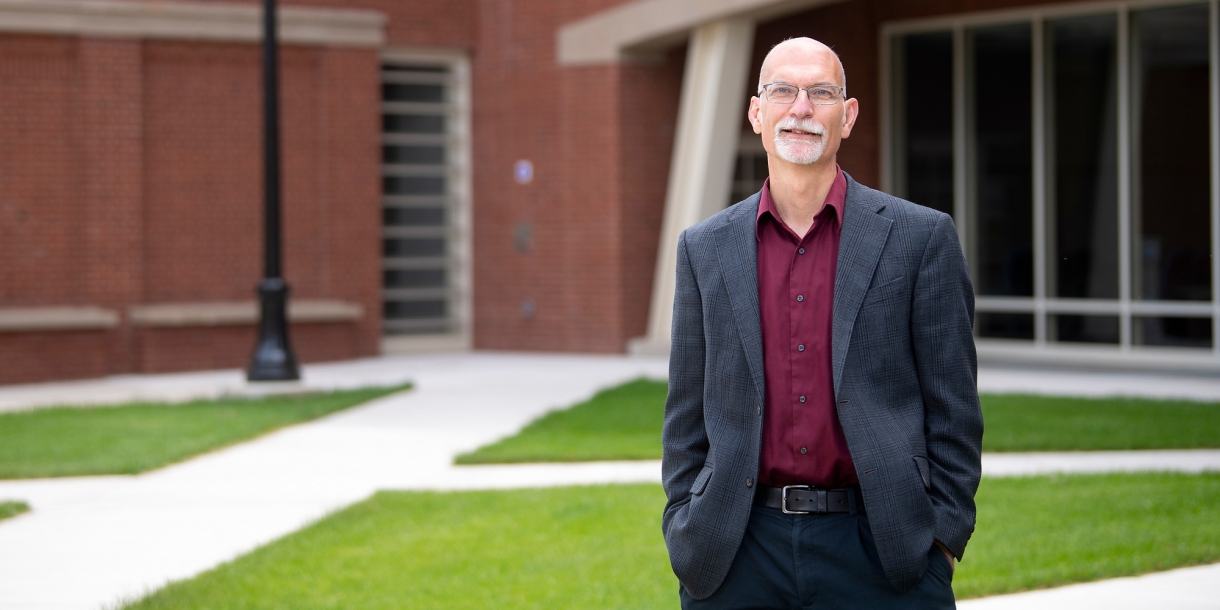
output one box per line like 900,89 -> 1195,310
790,221 -> 817,469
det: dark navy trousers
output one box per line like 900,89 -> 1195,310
680,505 -> 956,610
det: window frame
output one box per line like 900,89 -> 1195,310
880,0 -> 1220,366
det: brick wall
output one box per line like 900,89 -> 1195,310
470,0 -> 683,353
0,13 -> 388,382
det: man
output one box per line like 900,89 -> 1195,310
661,37 -> 983,609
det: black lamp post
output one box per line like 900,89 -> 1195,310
248,0 -> 300,381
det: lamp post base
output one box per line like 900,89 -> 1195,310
248,277 -> 300,381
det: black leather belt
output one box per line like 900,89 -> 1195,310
754,485 -> 865,515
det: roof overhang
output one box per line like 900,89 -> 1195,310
557,0 -> 848,66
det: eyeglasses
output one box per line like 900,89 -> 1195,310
758,83 -> 844,105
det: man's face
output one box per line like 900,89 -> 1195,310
748,47 -> 859,168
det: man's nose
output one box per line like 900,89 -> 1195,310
788,89 -> 817,116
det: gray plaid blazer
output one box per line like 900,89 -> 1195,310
661,174 -> 983,599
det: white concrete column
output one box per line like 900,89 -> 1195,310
631,18 -> 755,355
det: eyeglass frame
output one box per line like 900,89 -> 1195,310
757,82 -> 845,106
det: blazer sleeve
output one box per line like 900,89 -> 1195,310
661,230 -> 710,530
910,214 -> 984,560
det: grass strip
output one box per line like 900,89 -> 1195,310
981,393 -> 1220,451
457,380 -> 1220,464
455,378 -> 666,464
120,472 -> 1220,608
122,484 -> 676,610
0,500 -> 30,522
0,385 -> 408,479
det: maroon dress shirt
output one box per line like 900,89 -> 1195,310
756,168 -> 859,489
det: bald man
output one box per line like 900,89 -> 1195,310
661,38 -> 982,609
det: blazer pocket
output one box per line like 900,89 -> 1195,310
689,464 -> 714,496
913,456 -> 931,490
860,275 -> 905,308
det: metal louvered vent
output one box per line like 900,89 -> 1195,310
381,60 -> 468,338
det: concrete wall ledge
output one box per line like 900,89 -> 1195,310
977,340 -> 1220,375
0,306 -> 121,332
0,0 -> 386,47
128,300 -> 364,327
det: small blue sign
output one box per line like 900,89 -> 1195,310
514,159 -> 534,185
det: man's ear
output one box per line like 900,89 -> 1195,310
840,97 -> 860,139
748,97 -> 763,135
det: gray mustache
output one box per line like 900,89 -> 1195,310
775,119 -> 825,137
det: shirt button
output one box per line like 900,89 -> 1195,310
801,447 -> 808,455
796,294 -> 804,302
799,395 -> 807,403
746,477 -> 754,488
798,248 -> 806,254
797,344 -> 805,352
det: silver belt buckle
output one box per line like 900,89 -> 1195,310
781,485 -> 810,515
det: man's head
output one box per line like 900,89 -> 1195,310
748,38 -> 858,168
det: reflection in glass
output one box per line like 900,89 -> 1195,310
1049,15 -> 1119,300
1052,315 -> 1119,344
893,32 -> 954,216
977,313 -> 1035,340
972,24 -> 1033,297
1133,4 -> 1211,302
1136,317 -> 1212,348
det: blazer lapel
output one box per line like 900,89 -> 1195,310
714,194 -> 765,399
832,178 -> 893,395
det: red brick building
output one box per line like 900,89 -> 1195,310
2,0 -> 1219,384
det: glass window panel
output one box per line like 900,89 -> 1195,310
384,300 -> 447,319
384,207 -> 445,226
1135,316 -> 1212,348
971,24 -> 1034,297
383,114 -> 445,134
382,83 -> 445,103
728,146 -> 768,206
384,238 -> 446,258
1051,314 -> 1119,344
1133,4 -> 1211,302
384,176 -> 446,195
384,269 -> 447,289
893,32 -> 954,216
976,312 -> 1035,340
384,145 -> 445,165
1048,15 -> 1119,299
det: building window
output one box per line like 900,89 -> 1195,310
380,51 -> 471,347
729,133 -> 768,205
885,1 -> 1218,353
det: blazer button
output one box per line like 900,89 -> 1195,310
745,477 -> 754,488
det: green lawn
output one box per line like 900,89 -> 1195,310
981,393 -> 1220,451
0,500 -> 29,522
0,385 -> 407,479
455,378 -> 666,464
957,472 -> 1220,597
120,472 -> 1220,608
457,379 -> 1220,464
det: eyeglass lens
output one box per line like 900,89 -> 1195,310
765,84 -> 841,104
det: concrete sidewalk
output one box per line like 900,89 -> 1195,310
0,354 -> 1218,609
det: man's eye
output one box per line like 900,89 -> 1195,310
811,88 -> 834,98
772,86 -> 797,96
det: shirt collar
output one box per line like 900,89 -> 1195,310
756,165 -> 847,239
